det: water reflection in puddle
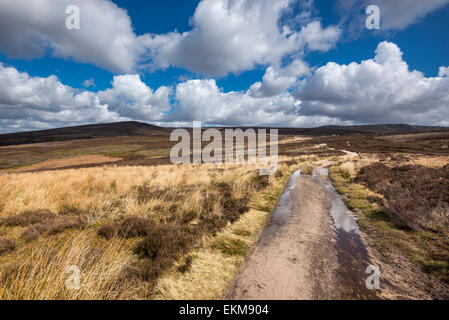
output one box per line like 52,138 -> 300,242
313,167 -> 359,233
257,169 -> 301,243
271,169 -> 302,226
313,167 -> 379,299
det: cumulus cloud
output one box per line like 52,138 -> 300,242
3,41 -> 448,133
171,79 -> 302,126
0,0 -> 147,73
0,62 -> 322,132
0,0 -> 340,77
338,0 -> 449,31
141,0 -> 340,76
299,41 -> 449,126
0,63 -> 171,133
97,75 -> 172,121
249,59 -> 310,98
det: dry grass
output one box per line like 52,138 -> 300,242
0,230 -> 140,299
151,161 -> 302,300
0,163 -> 256,220
339,161 -> 357,179
0,238 -> 16,256
399,154 -> 449,168
0,155 -> 308,299
4,155 -> 122,173
152,209 -> 270,300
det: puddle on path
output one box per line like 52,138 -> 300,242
313,167 -> 379,299
257,169 -> 301,243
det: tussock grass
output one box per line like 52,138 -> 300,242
0,238 -> 16,256
0,164 -> 254,219
339,161 -> 357,179
0,230 -> 140,299
0,154 -> 310,299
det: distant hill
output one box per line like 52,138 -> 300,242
0,121 -> 169,146
277,124 -> 449,135
0,122 -> 447,146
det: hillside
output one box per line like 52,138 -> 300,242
278,124 -> 449,136
0,121 -> 170,146
0,121 -> 448,146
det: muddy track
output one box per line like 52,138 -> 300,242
227,164 -> 381,300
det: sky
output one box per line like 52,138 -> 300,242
0,0 -> 448,133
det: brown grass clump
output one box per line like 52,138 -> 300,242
0,209 -> 87,242
134,180 -> 250,232
47,217 -> 87,236
356,163 -> 449,231
134,225 -> 196,281
0,238 -> 16,255
177,256 -> 193,274
0,209 -> 56,227
97,216 -> 155,239
300,163 -> 313,175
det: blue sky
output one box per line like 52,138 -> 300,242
0,0 -> 448,132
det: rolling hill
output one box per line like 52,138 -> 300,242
0,121 -> 448,146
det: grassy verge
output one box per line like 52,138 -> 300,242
329,163 -> 449,284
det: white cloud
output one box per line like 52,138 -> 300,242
0,63 -> 171,133
0,0 -> 340,77
338,0 -> 449,31
0,0 -> 146,73
439,66 -> 449,77
374,0 -> 449,30
249,59 -> 310,98
171,79 -> 302,126
299,41 -> 449,126
141,0 -> 340,76
82,78 -> 96,88
0,61 -> 312,132
297,20 -> 341,51
97,74 -> 172,121
2,41 -> 448,133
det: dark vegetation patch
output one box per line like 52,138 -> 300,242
46,217 -> 87,236
0,238 -> 16,255
331,164 -> 449,288
355,164 -> 449,231
97,216 -> 155,239
251,175 -> 270,190
0,210 -> 56,227
310,131 -> 449,156
0,209 -> 87,243
58,204 -> 86,216
133,224 -> 196,281
177,256 -> 193,274
97,173 -> 266,283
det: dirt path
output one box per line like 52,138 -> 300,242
227,166 -> 379,300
